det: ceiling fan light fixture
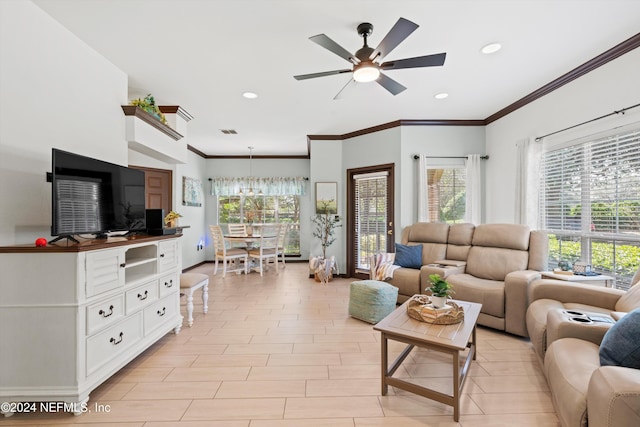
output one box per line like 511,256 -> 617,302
353,63 -> 380,83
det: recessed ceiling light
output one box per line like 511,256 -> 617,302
434,93 -> 449,99
242,92 -> 258,99
481,43 -> 502,54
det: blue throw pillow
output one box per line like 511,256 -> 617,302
393,243 -> 423,269
599,308 -> 640,368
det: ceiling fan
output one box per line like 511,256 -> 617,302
294,17 -> 446,99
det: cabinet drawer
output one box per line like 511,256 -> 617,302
144,293 -> 179,335
125,280 -> 158,314
86,294 -> 124,335
86,312 -> 142,376
158,272 -> 179,298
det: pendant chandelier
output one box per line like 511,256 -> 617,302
238,146 -> 262,196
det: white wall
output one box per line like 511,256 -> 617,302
485,48 -> 640,224
0,1 -> 128,245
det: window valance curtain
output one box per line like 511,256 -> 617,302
210,176 -> 307,196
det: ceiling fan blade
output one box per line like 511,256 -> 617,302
381,52 -> 446,70
370,17 -> 419,62
294,69 -> 352,80
376,72 -> 407,96
333,78 -> 356,100
309,34 -> 358,64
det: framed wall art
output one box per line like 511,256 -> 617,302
182,176 -> 203,207
315,181 -> 337,214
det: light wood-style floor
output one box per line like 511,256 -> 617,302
3,262 -> 560,426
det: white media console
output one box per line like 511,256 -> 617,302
0,234 -> 183,417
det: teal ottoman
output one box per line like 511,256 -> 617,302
349,280 -> 399,324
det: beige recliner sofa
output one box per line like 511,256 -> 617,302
526,271 -> 640,427
377,222 -> 548,336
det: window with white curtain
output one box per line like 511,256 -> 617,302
539,126 -> 640,289
217,195 -> 300,255
427,167 -> 467,223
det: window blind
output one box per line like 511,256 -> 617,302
540,126 -> 640,289
354,172 -> 388,269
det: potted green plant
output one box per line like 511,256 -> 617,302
310,200 -> 341,282
164,211 -> 182,228
427,273 -> 454,308
129,94 -> 168,125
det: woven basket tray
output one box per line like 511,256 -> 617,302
406,295 -> 465,325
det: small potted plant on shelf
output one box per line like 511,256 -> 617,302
310,200 -> 341,283
164,211 -> 182,228
129,94 -> 168,125
427,274 -> 454,308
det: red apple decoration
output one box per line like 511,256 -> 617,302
35,238 -> 47,247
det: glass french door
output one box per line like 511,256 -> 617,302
347,163 -> 395,278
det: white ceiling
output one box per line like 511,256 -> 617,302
33,0 -> 640,157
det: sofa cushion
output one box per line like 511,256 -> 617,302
393,243 -> 422,269
389,268 -> 422,302
600,308 -> 640,368
465,246 -> 529,281
472,223 -> 530,250
446,273 -> 505,318
405,222 -> 449,244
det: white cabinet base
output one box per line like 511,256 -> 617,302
0,235 -> 183,416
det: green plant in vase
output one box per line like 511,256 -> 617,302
427,273 -> 454,308
310,200 -> 341,282
130,94 -> 168,124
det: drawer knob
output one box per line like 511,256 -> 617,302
109,332 -> 124,345
160,253 -> 165,258
165,279 -> 173,288
157,307 -> 166,317
98,305 -> 114,318
137,290 -> 148,300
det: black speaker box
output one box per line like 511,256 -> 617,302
146,209 -> 165,230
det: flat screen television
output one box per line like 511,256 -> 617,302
51,148 -> 146,242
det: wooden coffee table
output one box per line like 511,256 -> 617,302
373,298 -> 482,421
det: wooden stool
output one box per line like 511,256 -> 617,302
180,273 -> 209,327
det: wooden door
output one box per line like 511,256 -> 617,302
130,166 -> 172,214
346,163 -> 395,279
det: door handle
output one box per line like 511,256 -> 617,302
387,230 -> 393,235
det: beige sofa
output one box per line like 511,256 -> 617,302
378,222 -> 548,336
526,274 -> 640,427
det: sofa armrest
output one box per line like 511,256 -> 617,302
588,366 -> 640,427
504,270 -> 542,337
528,279 -> 624,309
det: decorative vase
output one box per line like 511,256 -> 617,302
246,225 -> 253,236
430,296 -> 448,308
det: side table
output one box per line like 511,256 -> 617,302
540,271 -> 614,287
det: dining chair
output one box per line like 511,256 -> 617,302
276,223 -> 289,269
227,223 -> 248,249
209,225 -> 248,277
248,225 -> 279,276
227,223 -> 247,236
